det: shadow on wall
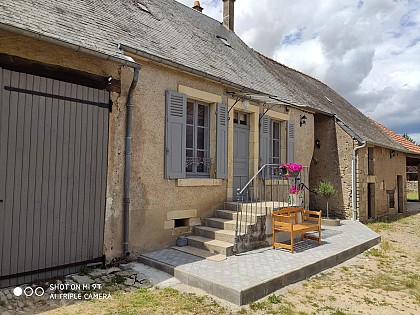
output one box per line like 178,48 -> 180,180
309,114 -> 346,219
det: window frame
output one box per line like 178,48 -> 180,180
271,120 -> 282,165
186,99 -> 210,178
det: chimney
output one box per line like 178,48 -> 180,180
193,1 -> 203,13
222,0 -> 235,31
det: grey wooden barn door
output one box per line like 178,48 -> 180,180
0,68 -> 109,288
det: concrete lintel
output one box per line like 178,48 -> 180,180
167,209 -> 197,220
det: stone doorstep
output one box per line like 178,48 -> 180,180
206,217 -> 254,231
214,209 -> 266,221
193,226 -> 236,243
186,235 -> 234,256
239,237 -> 381,305
138,234 -> 381,306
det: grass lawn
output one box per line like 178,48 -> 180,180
407,191 -> 418,201
41,212 -> 420,315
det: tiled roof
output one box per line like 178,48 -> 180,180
253,51 -> 407,151
0,0 -> 292,100
0,0 -> 407,152
374,120 -> 420,154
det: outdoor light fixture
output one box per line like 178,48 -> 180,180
390,150 -> 396,158
300,115 -> 307,127
242,100 -> 250,110
315,139 -> 321,149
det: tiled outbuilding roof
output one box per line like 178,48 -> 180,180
0,0 -> 408,152
374,121 -> 420,154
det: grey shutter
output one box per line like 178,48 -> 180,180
165,91 -> 187,179
287,121 -> 295,163
259,115 -> 271,177
216,103 -> 228,179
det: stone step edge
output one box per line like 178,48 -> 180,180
186,235 -> 234,247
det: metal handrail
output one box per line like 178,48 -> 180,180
233,164 -> 309,254
237,164 -> 280,196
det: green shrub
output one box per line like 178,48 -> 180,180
316,182 -> 337,218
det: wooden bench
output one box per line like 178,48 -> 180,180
272,207 -> 321,253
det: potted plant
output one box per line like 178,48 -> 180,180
288,183 -> 303,206
279,163 -> 303,178
316,181 -> 339,225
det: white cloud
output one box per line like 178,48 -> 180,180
410,133 -> 420,144
176,0 -> 420,137
273,38 -> 328,80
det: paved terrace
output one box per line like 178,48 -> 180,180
139,220 -> 380,305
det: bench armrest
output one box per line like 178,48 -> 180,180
304,210 -> 321,216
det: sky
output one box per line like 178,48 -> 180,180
176,0 -> 420,144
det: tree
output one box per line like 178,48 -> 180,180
402,133 -> 417,145
316,182 -> 337,219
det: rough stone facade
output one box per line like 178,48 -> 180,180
407,181 -> 418,192
357,146 -> 406,221
310,114 -> 407,222
309,114 -> 354,219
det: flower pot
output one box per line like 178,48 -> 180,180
288,194 -> 303,206
283,170 -> 300,178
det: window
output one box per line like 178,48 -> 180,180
186,100 -> 210,177
233,112 -> 248,125
272,120 -> 281,164
387,190 -> 395,208
165,90 -> 227,180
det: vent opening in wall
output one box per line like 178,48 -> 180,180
174,218 -> 189,228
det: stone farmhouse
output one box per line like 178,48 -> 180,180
0,0 -> 417,288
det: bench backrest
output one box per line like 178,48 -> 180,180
272,207 -> 321,225
272,207 -> 304,224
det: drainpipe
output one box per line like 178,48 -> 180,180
123,67 -> 140,256
352,141 -> 367,221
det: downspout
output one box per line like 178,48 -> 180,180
352,141 -> 367,221
123,67 -> 140,256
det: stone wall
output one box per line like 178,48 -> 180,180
357,146 -> 406,221
309,114 -> 353,219
407,181 -> 418,192
309,113 -> 407,222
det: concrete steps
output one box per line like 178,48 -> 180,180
193,226 -> 236,243
206,217 -> 239,230
214,209 -> 264,221
185,202 -> 270,257
186,235 -> 234,256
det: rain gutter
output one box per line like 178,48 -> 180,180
0,23 -> 141,69
123,68 -> 140,256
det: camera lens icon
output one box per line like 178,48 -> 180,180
14,286 -> 44,297
13,287 -> 23,297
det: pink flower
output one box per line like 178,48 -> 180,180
289,184 -> 301,195
279,163 -> 303,176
